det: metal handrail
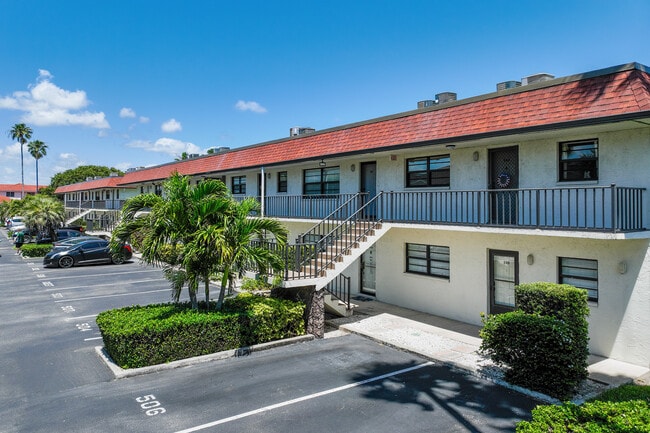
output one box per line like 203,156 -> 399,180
298,193 -> 366,243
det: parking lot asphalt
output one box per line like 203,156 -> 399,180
0,231 -> 543,432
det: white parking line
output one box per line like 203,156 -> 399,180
83,337 -> 103,341
53,289 -> 169,303
38,268 -> 164,281
44,278 -> 166,291
173,361 -> 435,433
65,314 -> 98,321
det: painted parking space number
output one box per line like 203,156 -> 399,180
76,323 -> 92,332
135,395 -> 166,416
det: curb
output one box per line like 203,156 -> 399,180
95,334 -> 315,379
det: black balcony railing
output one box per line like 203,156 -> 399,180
258,185 -> 645,233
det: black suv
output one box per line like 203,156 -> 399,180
36,228 -> 84,244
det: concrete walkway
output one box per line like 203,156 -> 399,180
325,297 -> 650,402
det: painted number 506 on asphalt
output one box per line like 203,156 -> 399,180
135,394 -> 166,416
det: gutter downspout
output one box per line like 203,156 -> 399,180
260,167 -> 266,217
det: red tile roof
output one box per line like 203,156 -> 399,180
0,184 -> 41,193
54,176 -> 125,194
58,62 -> 650,192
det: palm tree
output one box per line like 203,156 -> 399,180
112,173 -> 233,310
27,140 -> 48,191
8,123 -> 33,197
22,194 -> 64,240
209,197 -> 288,310
112,173 -> 288,311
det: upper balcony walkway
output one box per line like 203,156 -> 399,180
252,184 -> 646,234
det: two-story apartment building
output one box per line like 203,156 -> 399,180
0,183 -> 42,200
57,62 -> 650,368
55,174 -> 139,231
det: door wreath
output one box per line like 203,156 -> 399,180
496,172 -> 511,188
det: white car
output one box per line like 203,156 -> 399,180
8,216 -> 27,232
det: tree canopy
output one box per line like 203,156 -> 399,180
49,165 -> 125,190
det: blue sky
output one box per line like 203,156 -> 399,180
1,0 -> 648,185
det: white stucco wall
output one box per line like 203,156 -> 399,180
239,125 -> 650,367
374,226 -> 650,367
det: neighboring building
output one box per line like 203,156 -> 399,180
55,174 -> 139,231
0,183 -> 42,200
57,62 -> 650,368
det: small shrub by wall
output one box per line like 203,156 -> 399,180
480,282 -> 590,400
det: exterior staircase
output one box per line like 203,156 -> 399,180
64,208 -> 95,226
277,192 -> 391,317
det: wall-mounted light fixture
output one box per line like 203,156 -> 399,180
473,151 -> 480,161
446,144 -> 456,150
618,261 -> 627,274
319,159 -> 326,167
350,164 -> 356,172
527,254 -> 534,265
267,172 -> 272,179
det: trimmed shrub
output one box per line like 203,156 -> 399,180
480,282 -> 590,400
97,294 -> 305,368
20,243 -> 53,257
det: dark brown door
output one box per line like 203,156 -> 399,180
488,146 -> 519,225
360,161 -> 377,219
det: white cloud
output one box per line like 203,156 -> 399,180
126,137 -> 200,156
120,107 -> 136,118
161,118 -> 182,133
235,100 -> 267,113
0,71 -> 109,129
51,153 -> 85,174
97,129 -> 109,137
139,116 -> 150,123
38,69 -> 53,80
4,142 -> 22,159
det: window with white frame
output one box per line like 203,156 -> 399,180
232,176 -> 246,194
303,167 -> 339,195
406,155 -> 450,187
559,257 -> 598,302
559,139 -> 598,181
406,243 -> 450,279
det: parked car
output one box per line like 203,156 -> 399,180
53,236 -> 103,247
7,216 -> 27,232
36,229 -> 85,244
43,239 -> 133,268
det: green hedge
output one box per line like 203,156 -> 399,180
480,282 -> 590,400
516,385 -> 650,432
97,293 -> 305,368
20,243 -> 53,257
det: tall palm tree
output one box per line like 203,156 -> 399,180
8,123 -> 33,197
27,140 -> 48,192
